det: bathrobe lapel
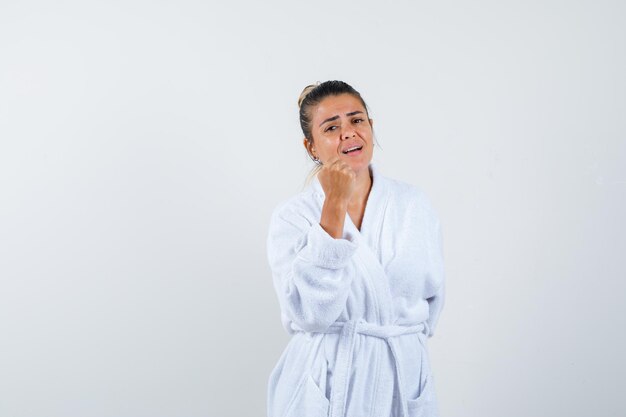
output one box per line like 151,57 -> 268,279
312,162 -> 395,325
308,163 -> 433,417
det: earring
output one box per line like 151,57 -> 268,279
308,150 -> 320,165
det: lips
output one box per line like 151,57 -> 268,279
341,142 -> 364,154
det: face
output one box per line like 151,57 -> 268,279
304,93 -> 374,174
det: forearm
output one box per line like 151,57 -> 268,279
267,206 -> 359,333
320,196 -> 349,239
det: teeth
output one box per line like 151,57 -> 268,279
344,146 -> 362,154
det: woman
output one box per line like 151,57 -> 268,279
266,80 -> 445,417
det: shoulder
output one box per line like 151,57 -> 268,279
382,175 -> 440,223
268,188 -> 319,230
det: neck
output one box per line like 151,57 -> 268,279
349,165 -> 372,208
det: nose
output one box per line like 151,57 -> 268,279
341,128 -> 356,140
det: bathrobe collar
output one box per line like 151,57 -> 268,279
312,161 -> 396,325
311,162 -> 390,253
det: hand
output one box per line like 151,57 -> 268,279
317,158 -> 357,204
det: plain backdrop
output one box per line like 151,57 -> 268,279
1,1 -> 624,416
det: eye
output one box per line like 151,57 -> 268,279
354,118 -> 364,123
324,125 -> 337,132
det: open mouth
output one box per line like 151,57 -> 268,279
342,145 -> 363,154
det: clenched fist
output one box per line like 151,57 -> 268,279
317,158 -> 357,204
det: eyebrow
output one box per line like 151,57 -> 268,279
319,110 -> 364,127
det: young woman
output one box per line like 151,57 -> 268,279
266,80 -> 445,417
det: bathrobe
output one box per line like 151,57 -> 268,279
266,162 -> 445,417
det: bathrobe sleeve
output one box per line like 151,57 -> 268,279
424,213 -> 446,338
267,203 -> 358,333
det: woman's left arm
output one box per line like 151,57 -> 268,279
424,215 -> 446,338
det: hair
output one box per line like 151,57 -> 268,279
297,80 -> 377,187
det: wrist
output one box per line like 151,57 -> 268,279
324,194 -> 349,209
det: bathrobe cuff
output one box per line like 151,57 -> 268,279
295,222 -> 358,269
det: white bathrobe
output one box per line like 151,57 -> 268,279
266,162 -> 445,417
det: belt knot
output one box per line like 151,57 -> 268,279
306,319 -> 427,417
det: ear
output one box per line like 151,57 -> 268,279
303,138 -> 315,156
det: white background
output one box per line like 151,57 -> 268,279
1,1 -> 624,416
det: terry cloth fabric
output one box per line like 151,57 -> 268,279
266,162 -> 445,417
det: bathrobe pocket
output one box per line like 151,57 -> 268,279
281,372 -> 330,417
406,373 -> 438,417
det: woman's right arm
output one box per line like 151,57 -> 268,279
266,202 -> 358,333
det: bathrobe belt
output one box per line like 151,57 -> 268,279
310,319 -> 427,417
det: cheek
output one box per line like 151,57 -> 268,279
319,139 -> 340,155
361,132 -> 374,147
323,142 -> 336,152
359,126 -> 373,138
